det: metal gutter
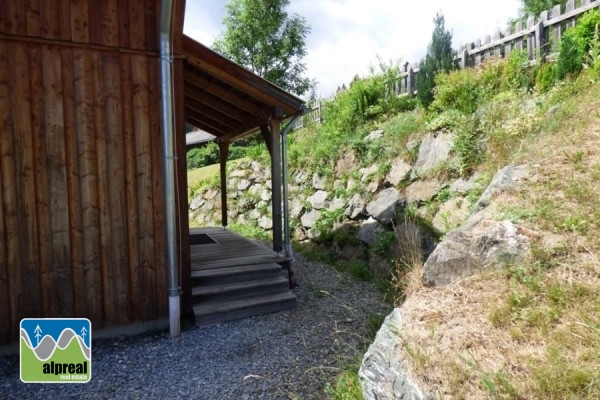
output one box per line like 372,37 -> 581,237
159,0 -> 180,338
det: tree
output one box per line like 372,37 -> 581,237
416,13 -> 455,107
213,0 -> 312,96
520,0 -> 563,17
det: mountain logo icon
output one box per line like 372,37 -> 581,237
20,318 -> 92,383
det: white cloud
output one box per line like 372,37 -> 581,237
184,0 -> 521,98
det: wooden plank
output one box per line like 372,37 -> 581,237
91,50 -> 115,325
0,40 -> 18,342
184,95 -> 240,128
219,141 -> 230,227
87,0 -> 102,44
101,0 -> 119,47
117,0 -> 131,48
70,0 -> 89,43
270,118 -> 283,253
73,48 -> 102,325
121,53 -> 141,321
39,0 -> 60,39
131,54 -> 156,320
42,45 -> 74,317
6,0 -> 26,35
128,0 -> 146,49
184,85 -> 251,122
61,46 -> 84,318
9,43 -> 43,321
103,51 -> 130,323
26,0 -> 41,37
28,43 -> 53,320
144,0 -> 158,52
58,0 -> 71,41
173,57 -> 192,317
148,55 -> 167,317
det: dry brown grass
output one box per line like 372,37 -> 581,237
395,77 -> 600,399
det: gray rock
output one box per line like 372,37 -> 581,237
294,171 -> 308,184
308,190 -> 328,210
405,181 -> 441,203
258,215 -> 273,230
290,199 -> 305,219
248,209 -> 261,221
474,165 -> 528,211
345,193 -> 366,220
366,180 -> 380,193
346,179 -> 357,191
260,189 -> 271,202
230,169 -> 246,178
203,188 -> 219,201
365,129 -> 384,141
329,197 -> 346,211
237,179 -> 251,191
411,133 -> 454,179
366,188 -> 400,224
386,159 -> 412,186
312,173 -> 327,190
293,225 -> 308,241
432,197 -> 471,233
423,214 -> 534,286
450,172 -> 484,194
357,217 -> 387,246
189,197 -> 205,211
301,210 -> 320,228
360,164 -> 379,182
359,308 -> 432,400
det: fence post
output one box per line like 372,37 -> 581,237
535,11 -> 548,61
566,0 -> 575,29
504,25 -> 512,57
515,21 -> 523,52
552,4 -> 562,53
527,16 -> 536,60
474,39 -> 482,67
459,46 -> 469,69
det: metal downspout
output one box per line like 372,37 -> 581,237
281,112 -> 304,287
159,0 -> 180,338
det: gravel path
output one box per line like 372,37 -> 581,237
0,253 -> 390,399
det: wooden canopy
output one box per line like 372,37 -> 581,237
182,35 -> 305,141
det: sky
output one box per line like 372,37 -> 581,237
184,0 -> 522,98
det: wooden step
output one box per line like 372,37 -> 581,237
191,275 -> 290,304
194,292 -> 297,326
191,262 -> 283,285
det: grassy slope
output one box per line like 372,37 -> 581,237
398,78 -> 600,399
186,74 -> 600,399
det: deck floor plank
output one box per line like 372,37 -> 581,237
190,227 -> 290,271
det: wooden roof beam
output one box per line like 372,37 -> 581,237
218,116 -> 270,143
184,69 -> 264,115
184,96 -> 239,129
184,85 -> 250,122
184,109 -> 229,136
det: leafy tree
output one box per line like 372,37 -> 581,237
416,13 -> 456,107
213,0 -> 312,96
520,0 -> 562,17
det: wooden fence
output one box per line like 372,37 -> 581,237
295,0 -> 599,129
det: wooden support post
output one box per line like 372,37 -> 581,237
552,5 -> 562,53
270,114 -> 283,253
218,140 -> 229,227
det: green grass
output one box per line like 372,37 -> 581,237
187,163 -> 220,188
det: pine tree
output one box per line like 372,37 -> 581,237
416,13 -> 455,107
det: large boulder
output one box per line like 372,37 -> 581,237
359,309 -> 432,400
405,180 -> 442,203
386,159 -> 412,186
423,214 -> 536,286
366,188 -> 401,224
431,197 -> 471,234
308,190 -> 329,210
345,193 -> 366,220
312,173 -> 328,190
474,165 -> 528,211
357,217 -> 387,246
410,133 -> 454,179
300,210 -> 320,228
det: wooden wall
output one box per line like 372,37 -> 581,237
0,0 -> 190,344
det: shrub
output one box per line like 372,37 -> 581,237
186,142 -> 219,169
556,9 -> 600,80
534,61 -> 557,93
431,68 -> 482,114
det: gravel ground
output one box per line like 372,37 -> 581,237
0,253 -> 390,399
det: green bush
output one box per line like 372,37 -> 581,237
186,142 -> 219,169
557,9 -> 600,80
534,62 -> 557,93
431,68 -> 482,114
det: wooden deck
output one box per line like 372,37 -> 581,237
190,227 -> 290,270
189,227 -> 296,325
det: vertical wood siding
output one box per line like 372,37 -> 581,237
0,0 -> 187,344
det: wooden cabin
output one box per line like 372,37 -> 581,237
0,0 -> 304,345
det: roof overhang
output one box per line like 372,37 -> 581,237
182,35 -> 305,142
